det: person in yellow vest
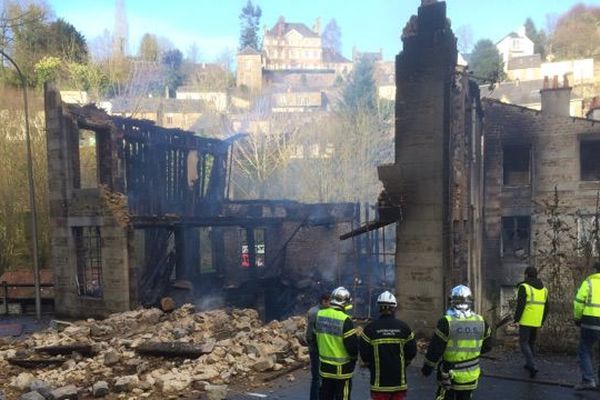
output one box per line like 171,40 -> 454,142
514,266 -> 548,378
421,285 -> 492,400
574,261 -> 600,391
313,286 -> 358,400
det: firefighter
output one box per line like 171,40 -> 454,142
314,286 -> 358,400
359,290 -> 417,400
421,285 -> 492,400
514,266 -> 548,378
306,292 -> 331,400
574,261 -> 600,391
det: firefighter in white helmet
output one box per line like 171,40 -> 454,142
360,290 -> 416,400
421,285 -> 492,400
313,286 -> 358,400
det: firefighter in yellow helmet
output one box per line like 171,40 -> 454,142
514,266 -> 548,378
313,286 -> 358,400
421,285 -> 492,400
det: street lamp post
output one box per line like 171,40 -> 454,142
0,49 -> 41,321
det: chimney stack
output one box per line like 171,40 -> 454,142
314,17 -> 321,35
540,74 -> 571,117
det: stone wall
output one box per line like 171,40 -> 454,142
483,97 -> 600,322
45,84 -> 132,319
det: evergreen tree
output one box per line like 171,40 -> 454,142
47,19 -> 89,63
138,33 -> 159,61
524,18 -> 547,60
341,56 -> 377,114
239,0 -> 262,50
469,39 -> 505,83
322,19 -> 341,53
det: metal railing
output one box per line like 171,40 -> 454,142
0,281 -> 54,315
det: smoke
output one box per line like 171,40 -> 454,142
194,294 -> 225,312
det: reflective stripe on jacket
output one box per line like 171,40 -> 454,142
315,307 -> 357,379
442,314 -> 485,388
575,273 -> 600,330
518,283 -> 548,327
359,315 -> 416,392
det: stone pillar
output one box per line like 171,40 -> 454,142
393,1 -> 457,334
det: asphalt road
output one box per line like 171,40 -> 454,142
230,366 -> 599,400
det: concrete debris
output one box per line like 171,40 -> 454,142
19,391 -> 45,400
0,306 -> 307,399
91,381 -> 109,398
48,385 -> 78,400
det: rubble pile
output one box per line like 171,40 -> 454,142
0,305 -> 308,399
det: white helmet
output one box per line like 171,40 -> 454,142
377,291 -> 397,308
449,285 -> 473,312
330,286 -> 351,308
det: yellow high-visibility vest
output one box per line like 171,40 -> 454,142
443,314 -> 485,389
518,283 -> 548,327
315,307 -> 354,378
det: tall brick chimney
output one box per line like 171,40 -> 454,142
540,74 -> 571,117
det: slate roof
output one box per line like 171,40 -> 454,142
507,54 -> 541,70
480,79 -> 544,105
238,46 -> 262,56
322,48 -> 351,63
110,97 -> 206,114
268,20 -> 319,38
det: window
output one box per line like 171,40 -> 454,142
503,144 -> 530,186
74,226 -> 103,298
198,227 -> 215,273
580,141 -> 600,181
78,129 -> 98,189
166,115 -> 174,125
501,216 -> 530,260
240,228 -> 266,268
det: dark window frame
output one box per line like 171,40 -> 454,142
503,144 -> 531,187
501,216 -> 531,260
580,140 -> 600,181
73,226 -> 103,298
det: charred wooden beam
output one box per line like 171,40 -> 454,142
134,341 -> 215,358
35,343 -> 95,357
8,357 -> 65,368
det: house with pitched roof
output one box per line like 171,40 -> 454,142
496,26 -> 535,72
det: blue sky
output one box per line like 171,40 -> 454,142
49,0 -> 600,62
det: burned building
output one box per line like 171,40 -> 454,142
44,84 -> 357,320
377,1 -> 484,333
482,76 -> 600,313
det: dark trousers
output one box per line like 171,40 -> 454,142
309,349 -> 320,400
320,377 -> 352,400
519,325 -> 538,368
579,327 -> 600,383
435,387 -> 473,400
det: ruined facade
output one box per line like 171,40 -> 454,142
482,77 -> 600,313
44,84 -> 356,319
379,1 -> 484,333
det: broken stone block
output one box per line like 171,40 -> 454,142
114,375 -> 139,392
20,391 -> 45,400
29,379 -> 51,399
11,372 -> 35,391
205,384 -> 228,400
172,327 -> 188,339
49,385 -> 78,400
252,357 -> 275,372
103,350 -> 120,366
92,381 -> 109,398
